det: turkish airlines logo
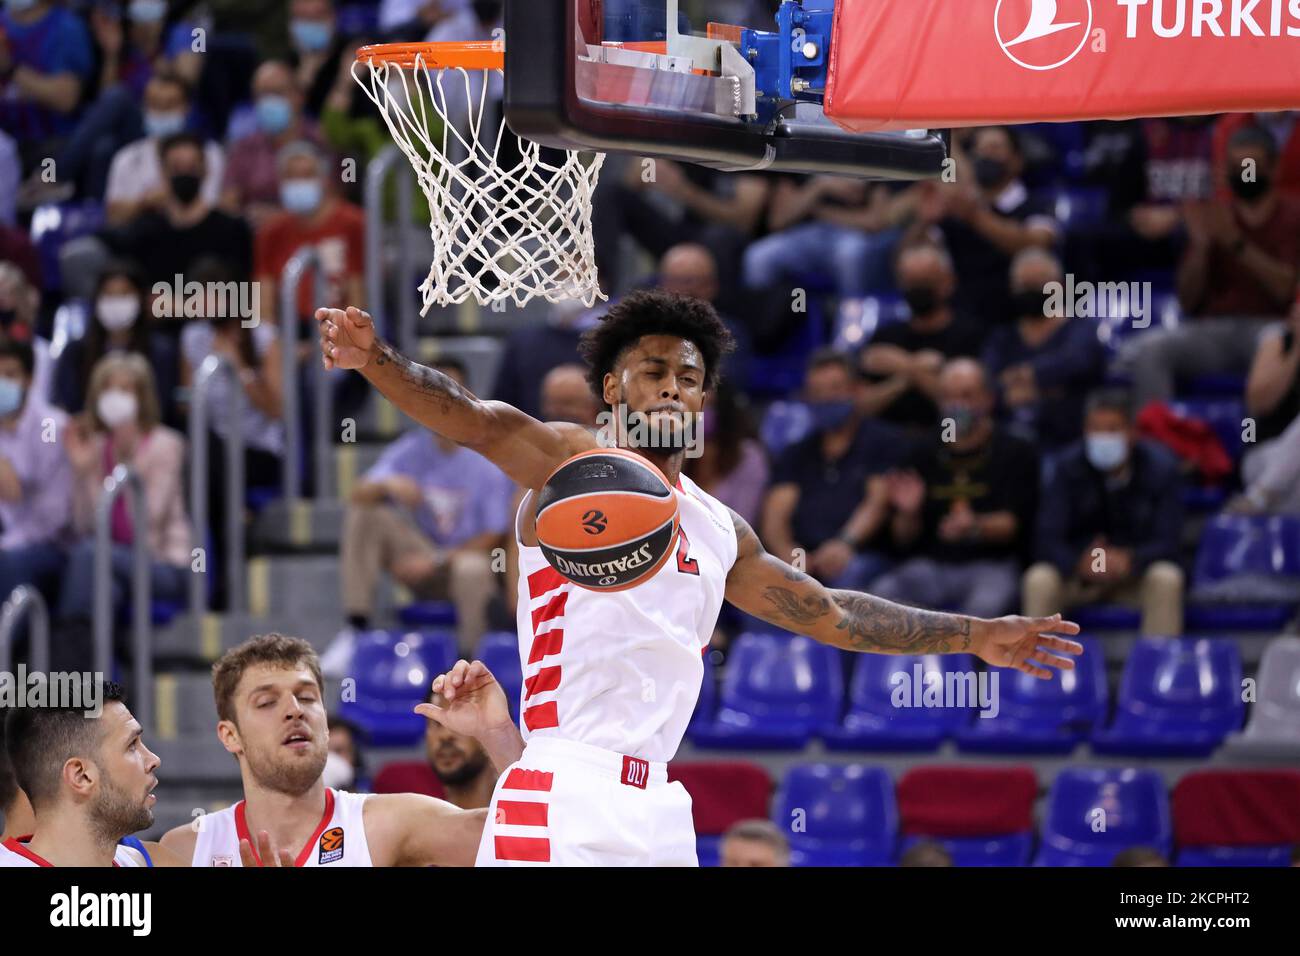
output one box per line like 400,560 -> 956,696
995,0 -> 1093,71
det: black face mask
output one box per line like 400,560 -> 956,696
170,173 -> 201,204
1011,289 -> 1050,319
1228,173 -> 1272,203
0,309 -> 14,329
902,285 -> 943,317
973,156 -> 1008,190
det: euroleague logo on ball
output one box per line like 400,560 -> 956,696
995,0 -> 1092,71
582,510 -> 608,535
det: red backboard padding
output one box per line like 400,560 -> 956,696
897,766 -> 1037,836
668,761 -> 774,835
825,0 -> 1300,133
1172,770 -> 1300,846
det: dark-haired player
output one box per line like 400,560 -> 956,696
0,716 -> 36,842
1,683 -> 185,867
318,292 -> 1083,865
160,633 -> 513,866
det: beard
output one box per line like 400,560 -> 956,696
244,740 -> 329,796
91,774 -> 153,842
432,747 -> 490,788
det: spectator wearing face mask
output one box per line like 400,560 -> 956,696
57,353 -> 191,668
1213,111 -> 1300,201
981,248 -> 1106,451
286,0 -> 350,119
0,260 -> 53,402
0,337 -> 72,611
104,68 -> 225,227
324,714 -> 369,792
254,140 -> 364,326
97,132 -> 253,296
1024,389 -> 1185,637
861,243 -> 985,436
221,60 -> 328,229
872,358 -> 1039,618
1122,125 -> 1300,408
911,126 -> 1060,325
51,259 -> 179,424
761,349 -> 911,591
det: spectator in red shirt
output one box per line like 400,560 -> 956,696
221,60 -> 328,229
1214,112 -> 1300,201
1122,125 -> 1300,406
254,139 -> 365,325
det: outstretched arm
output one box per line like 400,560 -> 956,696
317,307 -> 595,489
723,510 -> 1082,678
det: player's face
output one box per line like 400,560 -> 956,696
91,701 -> 160,837
720,836 -> 784,868
229,664 -> 329,796
425,714 -> 490,787
605,335 -> 706,449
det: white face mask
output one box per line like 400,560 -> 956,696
322,750 -> 355,790
97,388 -> 139,429
97,295 -> 140,332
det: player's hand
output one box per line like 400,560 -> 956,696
415,659 -> 513,739
240,831 -> 295,867
316,306 -> 376,371
973,613 -> 1083,680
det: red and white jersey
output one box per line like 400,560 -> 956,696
515,471 -> 738,763
0,837 -> 147,867
191,788 -> 372,867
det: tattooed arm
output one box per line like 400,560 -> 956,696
316,307 -> 596,489
723,509 -> 1082,678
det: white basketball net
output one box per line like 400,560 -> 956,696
355,54 -> 606,310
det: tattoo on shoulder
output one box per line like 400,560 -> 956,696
830,591 -> 973,654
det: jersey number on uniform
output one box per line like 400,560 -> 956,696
675,527 -> 699,576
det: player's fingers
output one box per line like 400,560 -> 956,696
278,847 -> 295,868
1015,658 -> 1053,680
467,659 -> 493,684
450,659 -> 471,686
1029,649 -> 1076,671
345,306 -> 373,328
1030,613 -> 1081,636
1038,635 -> 1085,656
239,838 -> 258,867
258,831 -> 277,867
414,703 -> 446,725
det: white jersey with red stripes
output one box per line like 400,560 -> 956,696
0,837 -> 147,867
190,788 -> 373,867
515,471 -> 738,764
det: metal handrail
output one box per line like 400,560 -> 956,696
280,248 -> 329,501
0,585 -> 50,675
94,464 -> 152,731
364,144 -> 419,352
189,353 -> 246,616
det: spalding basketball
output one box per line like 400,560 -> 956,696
535,448 -> 679,592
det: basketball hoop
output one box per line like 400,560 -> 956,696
353,41 -> 606,311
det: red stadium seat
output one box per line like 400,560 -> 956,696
371,761 -> 446,800
1172,770 -> 1300,859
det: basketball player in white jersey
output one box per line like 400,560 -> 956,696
160,633 -> 516,866
318,290 -> 1083,865
1,682 -> 185,867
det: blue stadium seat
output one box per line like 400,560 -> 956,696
774,764 -> 897,866
29,200 -> 105,293
956,638 -> 1106,754
1045,186 -> 1110,229
759,401 -> 812,457
474,631 -> 523,722
1189,515 -> 1300,620
821,654 -> 977,752
690,634 -> 843,749
833,295 -> 907,350
747,306 -> 828,398
1091,638 -> 1244,757
339,630 -> 458,746
337,3 -> 380,35
398,601 -> 458,629
245,487 -> 281,514
150,600 -> 184,628
1096,293 -> 1181,361
899,832 -> 1034,867
1034,768 -> 1171,866
1175,845 -> 1293,867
